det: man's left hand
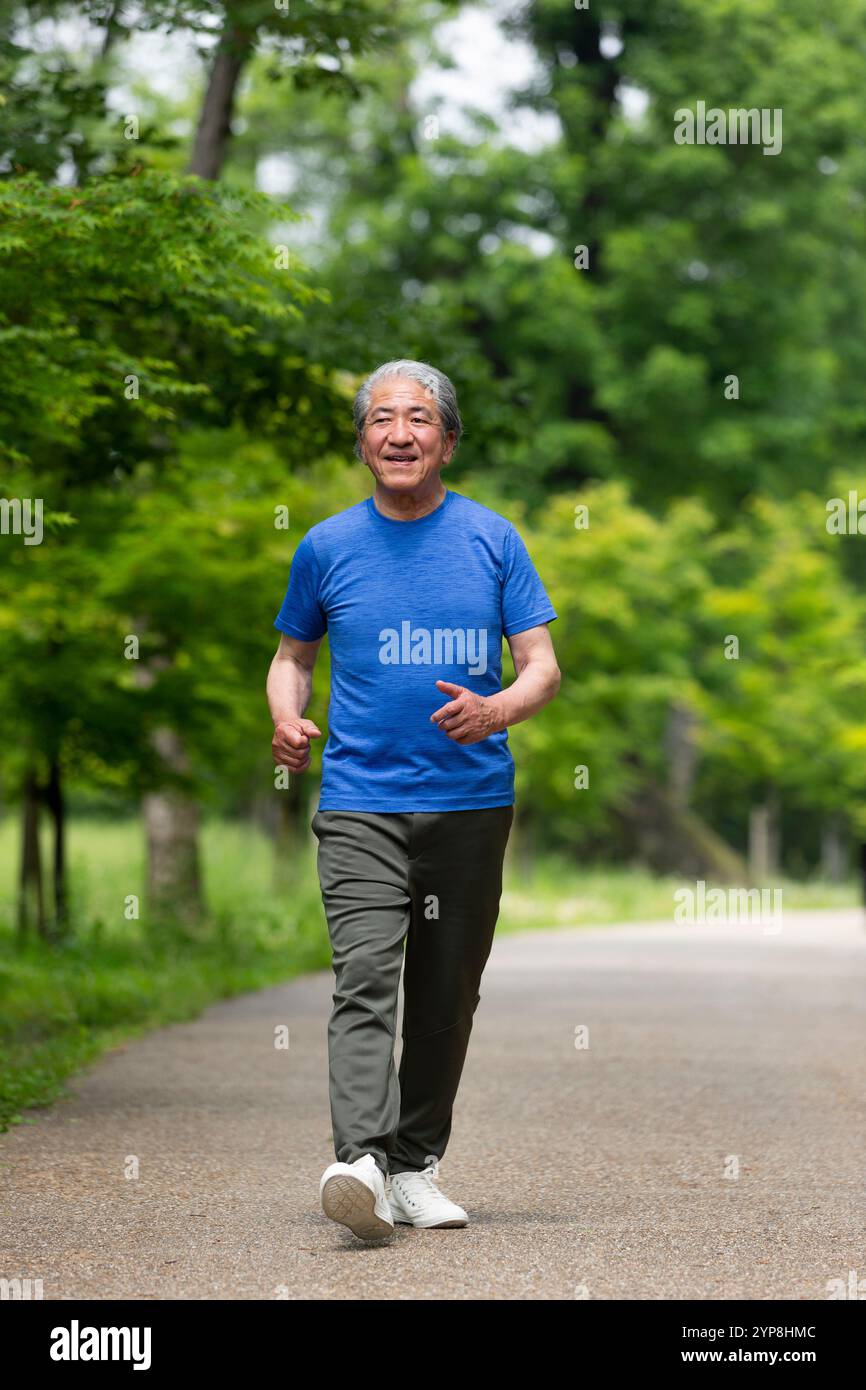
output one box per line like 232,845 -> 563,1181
430,680 -> 503,744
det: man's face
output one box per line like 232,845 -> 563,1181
358,376 -> 455,492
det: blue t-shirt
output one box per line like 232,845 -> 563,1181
273,487 -> 557,811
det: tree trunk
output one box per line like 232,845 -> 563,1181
510,804 -> 539,875
567,8 -> 620,273
18,768 -> 46,939
45,754 -> 68,936
188,17 -> 254,179
664,700 -> 699,810
143,726 -> 202,922
749,791 -> 780,879
133,631 -> 203,924
99,1 -> 125,62
625,781 -> 749,882
273,773 -> 307,890
820,816 -> 847,883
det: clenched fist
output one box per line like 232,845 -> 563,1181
272,717 -> 322,773
430,680 -> 503,745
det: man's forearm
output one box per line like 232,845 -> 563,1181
267,655 -> 313,726
485,659 -> 560,732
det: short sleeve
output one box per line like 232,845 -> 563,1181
273,532 -> 327,641
501,524 -> 558,637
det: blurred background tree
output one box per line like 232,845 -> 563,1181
2,0 -> 866,942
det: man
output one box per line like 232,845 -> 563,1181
266,359 -> 560,1242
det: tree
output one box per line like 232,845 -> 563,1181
0,170 -> 335,926
186,0 -> 404,180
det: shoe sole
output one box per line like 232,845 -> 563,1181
322,1173 -> 395,1240
412,1218 -> 468,1228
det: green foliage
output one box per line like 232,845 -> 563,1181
2,0 -> 865,904
0,166 -> 345,815
0,171 -> 318,475
695,493 -> 866,836
0,816 -> 330,1129
464,476 -> 866,852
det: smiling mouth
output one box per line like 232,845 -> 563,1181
385,455 -> 417,462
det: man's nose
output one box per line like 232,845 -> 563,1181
386,419 -> 414,445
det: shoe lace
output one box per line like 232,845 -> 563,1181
420,1159 -> 440,1187
392,1160 -> 441,1197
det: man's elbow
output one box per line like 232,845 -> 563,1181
522,652 -> 560,706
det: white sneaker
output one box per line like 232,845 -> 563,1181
320,1154 -> 395,1240
387,1160 -> 468,1228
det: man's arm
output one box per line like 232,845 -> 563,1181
492,622 -> 561,729
431,623 -> 560,744
267,632 -> 323,771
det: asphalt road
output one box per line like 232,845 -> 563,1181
2,909 -> 865,1300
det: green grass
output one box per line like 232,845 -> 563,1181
0,816 -> 330,1131
0,816 -> 858,1131
497,853 -> 859,931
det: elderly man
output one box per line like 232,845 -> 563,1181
267,359 -> 560,1241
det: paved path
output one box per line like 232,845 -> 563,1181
2,910 -> 865,1300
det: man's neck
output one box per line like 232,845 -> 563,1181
372,481 -> 447,521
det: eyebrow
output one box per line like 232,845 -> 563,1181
369,403 -> 435,417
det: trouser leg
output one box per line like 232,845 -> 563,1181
312,810 -> 411,1178
390,805 -> 514,1174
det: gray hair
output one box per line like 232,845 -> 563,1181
352,359 -> 463,461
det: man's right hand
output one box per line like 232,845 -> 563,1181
272,717 -> 322,773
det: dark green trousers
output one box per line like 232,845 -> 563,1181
311,806 -> 513,1177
